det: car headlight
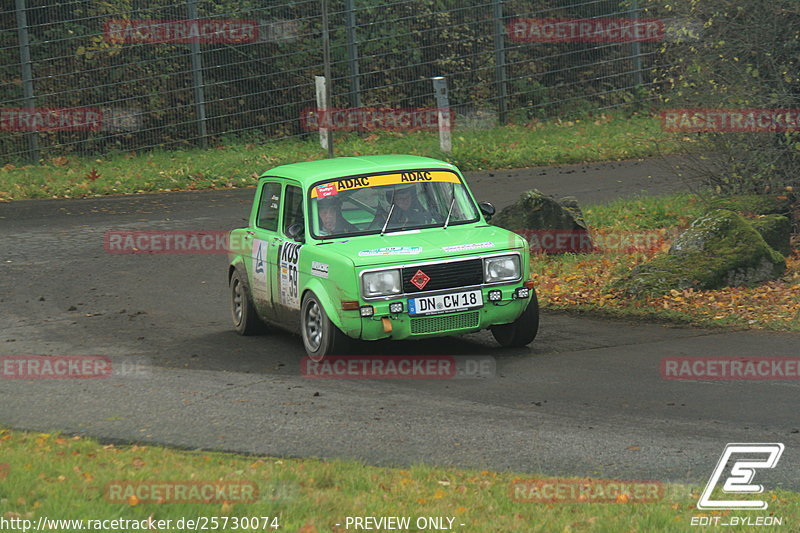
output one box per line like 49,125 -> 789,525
484,255 -> 520,283
362,269 -> 402,298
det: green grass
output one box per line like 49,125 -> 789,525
582,193 -> 708,231
2,427 -> 798,532
0,113 -> 681,201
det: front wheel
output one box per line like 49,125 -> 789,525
301,292 -> 350,361
491,290 -> 539,347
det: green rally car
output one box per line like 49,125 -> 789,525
227,155 -> 538,358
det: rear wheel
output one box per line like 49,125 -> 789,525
301,292 -> 350,361
230,268 -> 265,335
491,290 -> 539,347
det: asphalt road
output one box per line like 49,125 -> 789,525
1,156 -> 798,493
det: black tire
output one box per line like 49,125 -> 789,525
491,289 -> 539,348
230,268 -> 265,336
301,292 -> 350,361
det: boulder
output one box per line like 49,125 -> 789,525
491,189 -> 593,253
749,214 -> 792,256
613,209 -> 786,297
709,194 -> 791,217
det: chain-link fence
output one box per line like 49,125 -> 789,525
0,0 -> 675,162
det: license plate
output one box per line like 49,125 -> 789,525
407,290 -> 483,316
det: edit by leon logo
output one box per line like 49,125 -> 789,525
698,443 -> 784,510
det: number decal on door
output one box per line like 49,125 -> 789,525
279,241 -> 302,309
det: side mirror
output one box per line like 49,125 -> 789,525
286,223 -> 305,242
478,201 -> 495,222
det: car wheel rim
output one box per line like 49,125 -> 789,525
232,278 -> 243,325
305,300 -> 323,352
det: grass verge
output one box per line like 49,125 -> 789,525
0,113 -> 681,201
1,427 -> 797,532
531,194 -> 800,332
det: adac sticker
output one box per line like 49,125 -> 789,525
358,246 -> 422,257
279,241 -> 302,309
251,239 -> 269,301
310,171 -> 461,198
442,242 -> 495,253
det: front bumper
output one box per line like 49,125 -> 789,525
354,284 -> 532,341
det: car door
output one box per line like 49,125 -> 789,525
269,182 -> 305,329
248,179 -> 283,321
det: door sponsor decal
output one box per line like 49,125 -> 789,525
311,261 -> 329,279
279,241 -> 302,309
251,239 -> 269,301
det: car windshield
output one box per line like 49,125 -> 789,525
310,170 -> 479,238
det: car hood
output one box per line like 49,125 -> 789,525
315,224 -> 527,267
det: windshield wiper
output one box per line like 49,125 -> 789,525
380,203 -> 396,236
443,196 -> 456,229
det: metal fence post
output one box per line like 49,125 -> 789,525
630,0 -> 643,87
15,0 -> 40,162
492,0 -> 508,125
432,77 -> 451,153
315,76 -> 330,152
187,0 -> 208,149
344,0 -> 362,110
321,0 -> 334,158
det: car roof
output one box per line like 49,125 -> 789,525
260,155 -> 458,186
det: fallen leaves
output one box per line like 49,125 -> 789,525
533,248 -> 800,330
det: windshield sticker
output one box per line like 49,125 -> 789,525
316,183 -> 338,198
311,261 -> 329,279
386,229 -> 421,236
358,246 -> 422,257
251,239 -> 269,302
310,171 -> 461,198
279,241 -> 302,309
442,242 -> 495,253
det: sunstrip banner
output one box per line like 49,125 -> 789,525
310,171 -> 461,198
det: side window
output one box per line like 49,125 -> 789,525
282,185 -> 304,236
256,182 -> 282,231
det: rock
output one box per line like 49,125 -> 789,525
614,209 -> 786,297
709,195 -> 791,217
491,189 -> 593,253
749,214 -> 791,256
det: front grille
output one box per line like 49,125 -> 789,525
402,259 -> 482,293
410,311 -> 480,334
